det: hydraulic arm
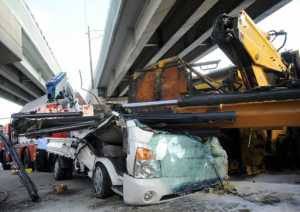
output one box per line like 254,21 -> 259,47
211,10 -> 292,88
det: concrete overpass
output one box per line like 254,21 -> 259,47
95,0 -> 291,98
0,0 -> 60,105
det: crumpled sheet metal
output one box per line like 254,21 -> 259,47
149,133 -> 228,193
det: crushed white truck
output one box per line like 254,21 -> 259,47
44,112 -> 228,205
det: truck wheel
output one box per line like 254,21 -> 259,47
36,150 -> 47,171
93,163 -> 113,198
54,157 -> 65,180
64,168 -> 73,179
48,154 -> 56,172
53,156 -> 73,180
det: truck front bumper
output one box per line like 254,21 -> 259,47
123,174 -> 176,205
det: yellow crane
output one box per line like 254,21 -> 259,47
125,10 -> 300,175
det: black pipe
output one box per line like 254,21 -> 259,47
0,133 -> 39,201
33,115 -> 103,128
12,111 -> 82,119
179,88 -> 300,107
22,121 -> 97,137
124,111 -> 235,124
12,115 -> 104,136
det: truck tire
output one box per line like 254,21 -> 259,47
54,157 -> 64,180
36,150 -> 50,172
54,156 -> 73,180
93,163 -> 113,198
48,153 -> 56,172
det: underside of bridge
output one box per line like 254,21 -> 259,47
0,64 -> 45,105
0,0 -> 59,105
95,0 -> 291,98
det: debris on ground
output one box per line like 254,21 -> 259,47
204,180 -> 237,195
1,171 -> 300,211
204,178 -> 298,208
235,190 -> 294,205
53,184 -> 68,194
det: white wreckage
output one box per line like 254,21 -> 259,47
12,111 -> 228,205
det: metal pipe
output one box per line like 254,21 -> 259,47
0,133 -> 39,201
123,99 -> 178,108
123,88 -> 300,108
21,121 -> 97,137
12,112 -> 82,119
124,111 -> 235,124
179,88 -> 300,106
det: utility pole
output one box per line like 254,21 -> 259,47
87,26 -> 94,89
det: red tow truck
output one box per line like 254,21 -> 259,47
0,123 -> 36,170
0,72 -> 84,171
0,101 -> 74,171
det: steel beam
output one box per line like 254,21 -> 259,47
5,0 -> 60,76
22,31 -> 54,80
94,0 -> 145,90
96,0 -> 291,97
106,0 -> 177,96
117,0 -> 290,97
0,0 -> 22,64
182,0 -> 292,62
0,0 -> 60,104
178,0 -> 256,60
0,65 -> 43,98
0,75 -> 34,102
0,87 -> 26,105
145,0 -> 219,67
14,59 -> 47,91
106,0 -> 254,97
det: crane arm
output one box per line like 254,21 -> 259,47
211,10 -> 288,88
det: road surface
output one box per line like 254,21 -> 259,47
1,171 -> 300,212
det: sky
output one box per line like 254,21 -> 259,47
0,0 -> 299,125
25,0 -> 111,91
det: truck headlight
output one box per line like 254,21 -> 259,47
134,147 -> 161,178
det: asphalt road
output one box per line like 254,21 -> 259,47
1,170 -> 300,212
